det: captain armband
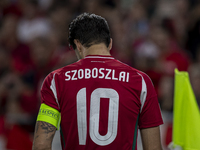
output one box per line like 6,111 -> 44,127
37,103 -> 61,130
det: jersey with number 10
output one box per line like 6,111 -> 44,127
40,55 -> 163,150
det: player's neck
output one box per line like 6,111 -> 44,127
85,44 -> 111,57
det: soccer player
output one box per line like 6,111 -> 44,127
32,13 -> 163,150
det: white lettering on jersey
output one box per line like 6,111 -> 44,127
105,69 -> 111,79
112,69 -> 118,80
77,88 -> 87,145
71,70 -> 77,80
65,68 -> 130,82
77,88 -> 119,146
85,69 -> 91,79
78,69 -> 84,79
99,68 -> 105,78
65,71 -> 71,81
92,68 -> 98,78
126,72 -> 129,82
90,88 -> 119,145
119,72 -> 126,82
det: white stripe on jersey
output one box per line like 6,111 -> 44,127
137,73 -> 147,113
50,73 -> 60,109
85,56 -> 114,59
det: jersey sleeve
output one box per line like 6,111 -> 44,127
40,72 -> 60,111
138,73 -> 163,129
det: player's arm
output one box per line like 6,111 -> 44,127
32,103 -> 60,150
32,121 -> 56,150
140,126 -> 163,150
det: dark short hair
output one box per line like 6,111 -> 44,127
68,13 -> 111,50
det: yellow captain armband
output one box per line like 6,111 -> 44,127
37,103 -> 61,130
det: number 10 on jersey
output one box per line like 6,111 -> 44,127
77,88 -> 119,146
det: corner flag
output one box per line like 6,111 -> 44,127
170,69 -> 200,150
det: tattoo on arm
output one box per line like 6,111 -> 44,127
40,121 -> 56,134
33,121 -> 57,149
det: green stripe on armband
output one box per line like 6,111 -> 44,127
37,103 -> 61,130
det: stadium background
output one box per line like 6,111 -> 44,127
0,0 -> 200,149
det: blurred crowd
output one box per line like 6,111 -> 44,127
0,0 -> 200,149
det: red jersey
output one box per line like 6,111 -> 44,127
40,55 -> 163,150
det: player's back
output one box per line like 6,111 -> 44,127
48,55 -> 162,150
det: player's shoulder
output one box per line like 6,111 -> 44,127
46,60 -> 81,79
114,59 -> 143,75
114,59 -> 153,81
135,70 -> 154,86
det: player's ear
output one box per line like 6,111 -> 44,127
108,38 -> 112,51
74,39 -> 82,52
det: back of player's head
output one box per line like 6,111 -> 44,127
68,13 -> 111,50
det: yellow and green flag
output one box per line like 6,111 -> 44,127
171,69 -> 200,150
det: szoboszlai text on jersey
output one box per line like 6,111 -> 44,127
65,68 -> 130,82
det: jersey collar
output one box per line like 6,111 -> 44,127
84,55 -> 114,59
